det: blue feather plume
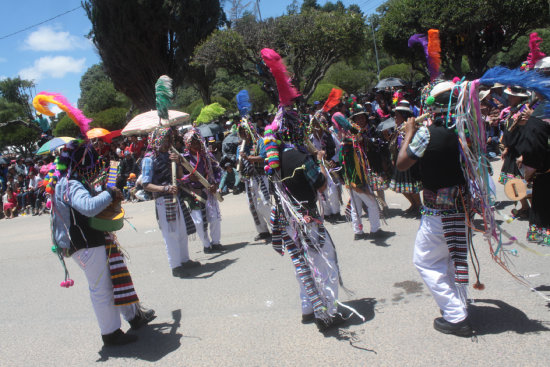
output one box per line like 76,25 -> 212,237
237,90 -> 252,116
480,66 -> 550,116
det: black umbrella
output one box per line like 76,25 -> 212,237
376,118 -> 396,132
375,77 -> 405,90
197,122 -> 223,139
221,131 -> 241,163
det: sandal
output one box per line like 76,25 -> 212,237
511,208 -> 529,219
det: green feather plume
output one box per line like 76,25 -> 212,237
155,75 -> 173,120
195,103 -> 226,125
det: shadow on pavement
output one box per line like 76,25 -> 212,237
207,241 -> 249,259
180,258 -> 238,279
494,200 -> 516,210
469,299 -> 550,336
370,232 -> 396,247
322,298 -> 378,353
97,309 -> 191,362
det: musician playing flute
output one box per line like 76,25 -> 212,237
237,121 -> 272,242
142,127 -> 200,277
179,129 -> 224,254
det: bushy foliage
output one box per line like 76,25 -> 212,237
307,83 -> 344,104
90,107 -> 128,131
53,114 -> 81,138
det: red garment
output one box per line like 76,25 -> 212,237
3,193 -> 16,210
129,140 -> 145,156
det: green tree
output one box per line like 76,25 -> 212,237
90,107 -> 128,131
53,114 -> 81,138
78,64 -> 131,114
378,0 -> 550,77
307,83 -> 344,104
193,9 -> 366,104
245,84 -> 272,113
493,28 -> 550,68
323,62 -> 375,94
83,0 -> 226,110
0,98 -> 41,156
0,77 -> 36,120
379,63 -> 424,82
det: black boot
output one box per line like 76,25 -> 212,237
102,329 -> 138,346
433,317 -> 472,337
129,308 -> 156,330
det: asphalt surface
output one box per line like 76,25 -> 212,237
1,161 -> 550,366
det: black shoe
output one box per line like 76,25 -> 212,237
211,243 -> 224,252
433,317 -> 472,337
203,246 -> 215,254
254,232 -> 271,241
172,266 -> 187,277
324,214 -> 335,224
129,308 -> 156,330
102,329 -> 138,346
332,214 -> 346,223
315,313 -> 346,332
301,313 -> 315,324
182,260 -> 201,268
354,233 -> 368,241
370,229 -> 393,239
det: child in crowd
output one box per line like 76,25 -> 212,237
124,173 -> 137,202
3,186 -> 17,219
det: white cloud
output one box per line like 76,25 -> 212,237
18,56 -> 86,81
0,57 -> 6,62
23,26 -> 87,51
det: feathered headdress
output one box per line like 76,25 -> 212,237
408,29 -> 441,81
155,75 -> 173,120
480,66 -> 550,116
33,92 -> 91,135
196,103 -> 226,124
260,48 -> 300,106
236,89 -> 252,116
322,88 -> 343,112
523,32 -> 546,71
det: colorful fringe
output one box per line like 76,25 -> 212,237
389,179 -> 422,194
498,172 -> 521,185
105,235 -> 139,306
527,225 -> 550,246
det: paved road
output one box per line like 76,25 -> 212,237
1,164 -> 549,366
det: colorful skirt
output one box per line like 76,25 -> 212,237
389,165 -> 422,194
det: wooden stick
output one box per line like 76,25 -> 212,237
236,140 -> 246,172
171,147 -> 224,202
171,161 -> 177,203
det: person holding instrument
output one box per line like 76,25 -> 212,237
142,127 -> 200,277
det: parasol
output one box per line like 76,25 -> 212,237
375,77 -> 405,90
86,128 -> 110,139
35,136 -> 75,155
121,110 -> 189,136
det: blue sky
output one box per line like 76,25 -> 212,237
0,0 -> 384,112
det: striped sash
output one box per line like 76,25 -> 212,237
442,213 -> 469,285
105,235 -> 139,306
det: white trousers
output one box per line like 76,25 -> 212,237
320,177 -> 340,216
155,197 -> 189,268
286,224 -> 339,316
349,189 -> 380,234
413,214 -> 468,323
191,205 -> 221,248
245,176 -> 271,233
72,246 -> 137,335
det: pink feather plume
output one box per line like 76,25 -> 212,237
36,92 -> 91,135
260,48 -> 300,106
527,32 -> 546,69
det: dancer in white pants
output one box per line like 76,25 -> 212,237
349,189 -> 381,237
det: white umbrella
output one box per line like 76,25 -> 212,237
121,110 -> 189,136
